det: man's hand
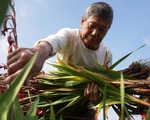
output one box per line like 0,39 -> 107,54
84,82 -> 103,105
4,41 -> 52,88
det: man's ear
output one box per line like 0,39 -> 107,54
80,16 -> 85,27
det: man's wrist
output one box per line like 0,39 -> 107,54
34,41 -> 53,59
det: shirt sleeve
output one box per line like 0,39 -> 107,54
35,28 -> 70,54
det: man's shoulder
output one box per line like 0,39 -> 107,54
60,28 -> 79,32
58,28 -> 80,38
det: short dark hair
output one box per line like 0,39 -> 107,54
84,2 -> 113,28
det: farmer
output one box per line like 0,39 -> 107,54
5,2 -> 113,120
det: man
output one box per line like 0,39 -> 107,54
4,2 -> 113,119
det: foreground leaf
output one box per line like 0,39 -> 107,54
13,97 -> 25,120
50,101 -> 56,120
146,107 -> 150,120
0,0 -> 9,28
0,52 -> 38,120
25,96 -> 39,120
110,44 -> 146,69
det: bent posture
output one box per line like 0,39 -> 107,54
5,2 -> 113,119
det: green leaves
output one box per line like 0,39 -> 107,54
50,101 -> 56,120
34,54 -> 150,119
13,97 -> 25,120
110,44 -> 146,69
0,45 -> 148,119
146,107 -> 150,120
25,96 -> 39,120
0,0 -> 9,28
120,73 -> 125,120
0,52 -> 38,120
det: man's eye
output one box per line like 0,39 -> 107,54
88,24 -> 95,29
99,28 -> 107,33
100,29 -> 104,32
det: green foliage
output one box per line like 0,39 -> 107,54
50,101 -> 56,120
0,0 -> 9,28
13,97 -> 25,120
28,44 -> 149,119
0,52 -> 38,120
110,44 -> 146,69
25,96 -> 39,120
146,107 -> 150,120
28,54 -> 149,119
120,73 -> 125,120
103,84 -> 107,120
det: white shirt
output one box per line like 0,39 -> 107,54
39,28 -> 112,68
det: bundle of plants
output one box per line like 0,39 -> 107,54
18,56 -> 150,119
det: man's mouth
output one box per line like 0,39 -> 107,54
88,36 -> 95,42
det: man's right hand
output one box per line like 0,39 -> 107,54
4,41 -> 52,88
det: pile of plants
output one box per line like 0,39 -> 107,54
16,55 -> 150,120
0,1 -> 150,120
0,53 -> 150,120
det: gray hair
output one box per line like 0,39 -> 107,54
84,2 -> 113,28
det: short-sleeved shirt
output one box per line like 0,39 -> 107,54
37,28 -> 113,119
38,28 -> 112,67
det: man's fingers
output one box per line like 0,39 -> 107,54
7,50 -> 33,75
7,49 -> 18,59
8,59 -> 25,75
4,69 -> 22,85
89,82 -> 94,101
84,82 -> 100,102
93,84 -> 99,101
89,82 -> 94,93
84,88 -> 87,96
99,92 -> 103,101
7,53 -> 20,66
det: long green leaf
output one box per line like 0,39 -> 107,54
146,107 -> 150,120
52,93 -> 81,106
103,83 -> 106,120
41,116 -> 45,120
110,44 -> 146,69
120,73 -> 124,120
0,52 -> 38,120
25,96 -> 39,120
13,97 -> 25,120
57,96 -> 83,114
0,0 -> 9,28
120,74 -> 130,119
50,101 -> 56,120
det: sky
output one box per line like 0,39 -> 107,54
0,0 -> 150,119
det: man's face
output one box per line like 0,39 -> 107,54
80,15 -> 110,50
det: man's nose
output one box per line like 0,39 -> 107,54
91,28 -> 98,36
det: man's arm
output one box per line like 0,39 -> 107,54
4,41 -> 53,88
